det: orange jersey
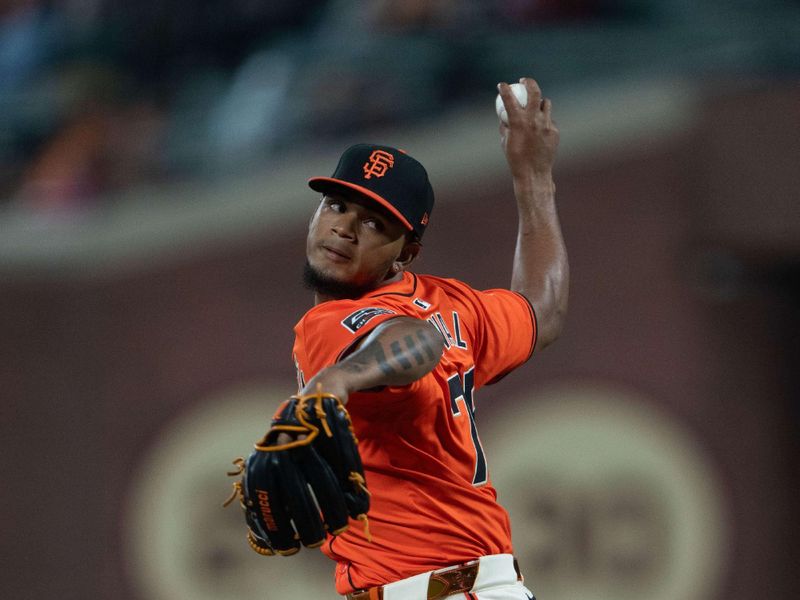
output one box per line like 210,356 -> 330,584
292,271 -> 536,594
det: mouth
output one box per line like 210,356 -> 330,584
321,244 -> 352,262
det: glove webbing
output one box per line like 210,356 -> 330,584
253,388 -> 355,451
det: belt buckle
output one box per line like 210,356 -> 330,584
427,562 -> 478,600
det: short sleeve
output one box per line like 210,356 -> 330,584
293,300 -> 405,381
468,289 -> 537,388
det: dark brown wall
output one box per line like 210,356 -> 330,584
1,84 -> 797,600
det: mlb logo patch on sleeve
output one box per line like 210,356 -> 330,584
341,307 -> 396,333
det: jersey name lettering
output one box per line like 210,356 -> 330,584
427,311 -> 467,351
451,311 -> 468,349
341,307 -> 396,333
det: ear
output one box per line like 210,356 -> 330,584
393,240 -> 422,272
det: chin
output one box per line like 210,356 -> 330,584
302,260 -> 375,300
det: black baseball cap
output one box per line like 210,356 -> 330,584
308,144 -> 434,239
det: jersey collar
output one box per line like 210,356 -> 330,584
364,271 -> 417,298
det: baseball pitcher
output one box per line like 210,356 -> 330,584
227,77 -> 568,600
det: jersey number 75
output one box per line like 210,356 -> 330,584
447,367 -> 488,486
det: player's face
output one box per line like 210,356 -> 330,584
305,193 -> 413,298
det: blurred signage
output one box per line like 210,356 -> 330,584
125,382 -> 730,600
485,384 -> 729,600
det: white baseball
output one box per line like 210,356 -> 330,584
495,82 -> 528,125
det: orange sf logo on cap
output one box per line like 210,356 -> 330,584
363,150 -> 394,179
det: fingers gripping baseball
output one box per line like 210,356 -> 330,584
224,388 -> 371,556
497,77 -> 559,177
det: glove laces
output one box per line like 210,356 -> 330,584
222,457 -> 245,507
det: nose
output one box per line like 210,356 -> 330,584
331,212 -> 357,240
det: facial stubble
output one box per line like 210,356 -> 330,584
303,260 -> 386,300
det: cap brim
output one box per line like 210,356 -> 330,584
308,177 -> 414,231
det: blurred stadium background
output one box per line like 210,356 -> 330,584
1,1 -> 798,599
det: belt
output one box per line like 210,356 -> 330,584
346,557 -> 522,600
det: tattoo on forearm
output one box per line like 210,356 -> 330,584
342,342 -> 395,377
388,328 -> 441,371
405,335 -> 426,365
390,341 -> 414,369
366,342 -> 395,376
340,324 -> 442,382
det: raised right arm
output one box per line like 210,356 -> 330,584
498,77 -> 569,350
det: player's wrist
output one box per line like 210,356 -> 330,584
301,366 -> 357,402
512,168 -> 554,189
513,176 -> 556,218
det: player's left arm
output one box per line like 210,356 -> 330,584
498,77 -> 569,350
299,316 -> 444,402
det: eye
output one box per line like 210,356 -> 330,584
363,217 -> 385,232
325,198 -> 345,212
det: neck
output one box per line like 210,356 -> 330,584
313,271 -> 405,305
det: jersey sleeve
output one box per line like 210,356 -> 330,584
293,300 -> 406,383
467,288 -> 537,388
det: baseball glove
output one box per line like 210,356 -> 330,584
224,386 -> 371,556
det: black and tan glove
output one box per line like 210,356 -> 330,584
224,387 -> 370,556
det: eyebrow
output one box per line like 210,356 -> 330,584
327,193 -> 398,225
